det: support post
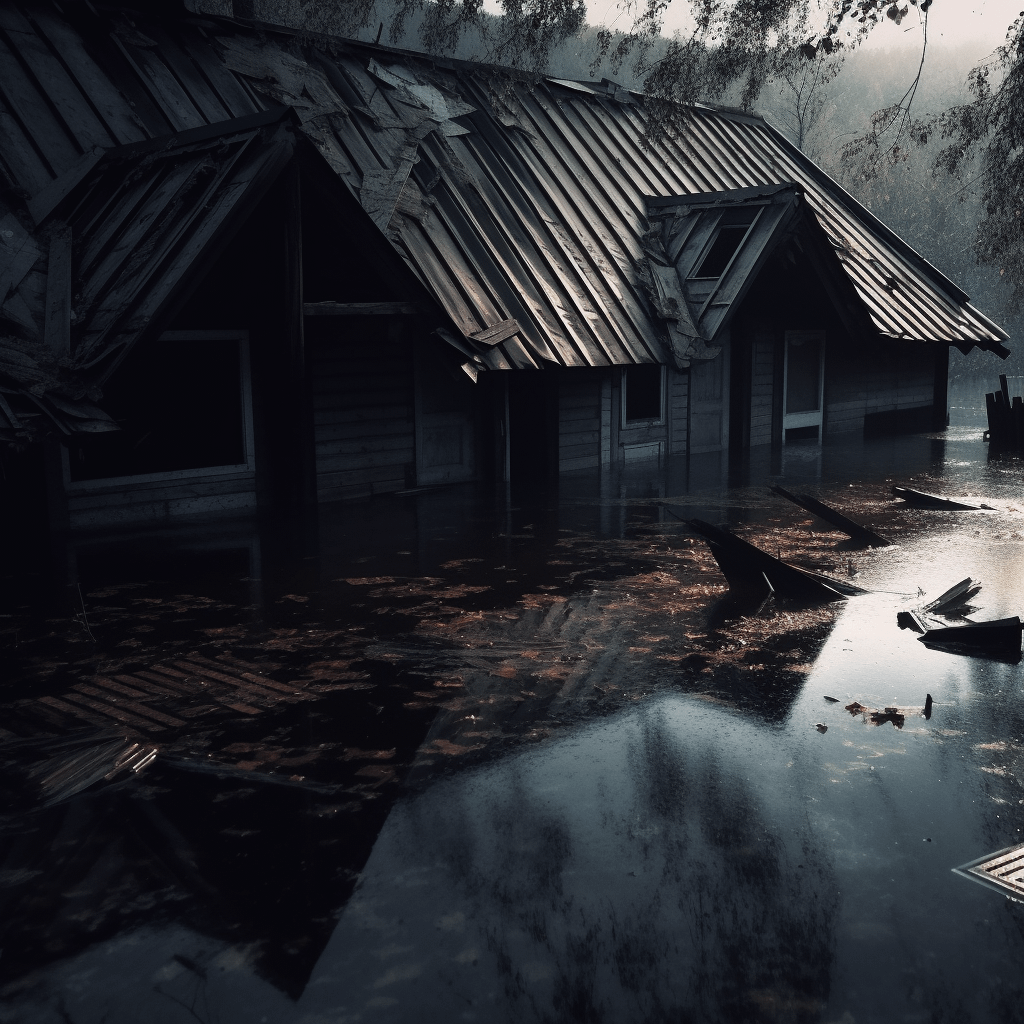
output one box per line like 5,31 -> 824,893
284,160 -> 317,510
933,343 -> 950,431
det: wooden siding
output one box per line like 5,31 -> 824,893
668,367 -> 688,454
749,330 -> 775,447
311,321 -> 415,501
825,338 -> 934,436
67,469 -> 256,529
559,372 -> 603,472
600,375 -> 612,467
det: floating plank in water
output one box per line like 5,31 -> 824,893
687,519 -> 861,602
892,486 -> 994,511
0,731 -> 156,810
918,616 -> 1023,658
922,577 -> 982,615
769,485 -> 890,547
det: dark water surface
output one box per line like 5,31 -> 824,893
2,414 -> 1023,1024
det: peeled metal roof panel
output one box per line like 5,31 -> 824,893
954,843 -> 1024,901
209,33 -> 1007,362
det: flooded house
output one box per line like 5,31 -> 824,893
0,0 -> 1010,531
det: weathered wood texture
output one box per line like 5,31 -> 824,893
67,470 -> 257,529
310,322 -> 415,501
749,329 -> 775,447
667,366 -> 688,455
825,338 -> 934,436
558,372 -> 602,471
600,375 -> 612,466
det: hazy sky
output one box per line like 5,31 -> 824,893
588,0 -> 1019,59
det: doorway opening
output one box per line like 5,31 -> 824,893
783,330 -> 824,442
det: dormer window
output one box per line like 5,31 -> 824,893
692,208 -> 760,279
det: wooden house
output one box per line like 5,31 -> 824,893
0,0 -> 1009,530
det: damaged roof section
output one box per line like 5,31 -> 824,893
0,109 -> 293,440
0,0 -> 1011,439
63,111 -> 295,378
644,184 -> 805,367
240,33 -> 1007,366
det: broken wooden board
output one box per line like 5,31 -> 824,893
918,616 -> 1023,658
922,577 -> 982,616
892,486 -> 994,511
769,484 -> 890,547
897,610 -> 931,633
687,518 -> 860,603
0,731 -> 156,810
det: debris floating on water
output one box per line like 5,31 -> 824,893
0,731 -> 156,810
922,578 -> 982,617
892,486 -> 994,512
769,484 -> 890,547
918,616 -> 1023,660
684,518 -> 863,603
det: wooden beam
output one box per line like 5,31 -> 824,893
285,161 -> 317,509
470,317 -> 520,346
303,301 -> 422,316
28,147 -> 104,226
44,222 -> 72,359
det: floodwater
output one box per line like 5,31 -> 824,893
2,392 -> 1023,1024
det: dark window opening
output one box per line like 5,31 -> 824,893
70,338 -> 245,482
785,425 -> 819,442
785,334 -> 822,414
625,364 -> 663,422
692,207 -> 759,279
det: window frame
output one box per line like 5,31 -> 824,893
65,329 -> 255,493
621,363 -> 666,427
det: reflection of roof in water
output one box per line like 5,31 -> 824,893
0,759 -> 384,998
305,696 -> 840,1023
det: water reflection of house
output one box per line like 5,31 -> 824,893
0,0 -> 1009,530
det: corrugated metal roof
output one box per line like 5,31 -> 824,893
65,112 -> 294,376
0,0 -> 1010,412
256,37 -> 1007,366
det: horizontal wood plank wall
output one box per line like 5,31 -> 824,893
668,367 -> 688,454
749,329 -> 775,447
825,338 -> 935,436
618,368 -> 670,462
559,371 -> 602,471
311,319 -> 415,501
68,471 -> 256,529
